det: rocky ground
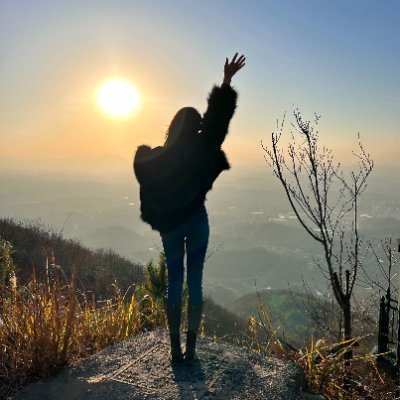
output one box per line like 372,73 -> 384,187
12,329 -> 324,400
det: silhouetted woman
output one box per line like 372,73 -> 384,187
134,53 -> 245,364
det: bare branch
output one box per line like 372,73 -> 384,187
263,108 -> 374,347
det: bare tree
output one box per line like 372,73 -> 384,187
360,238 -> 399,295
262,109 -> 373,360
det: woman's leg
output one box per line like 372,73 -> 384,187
185,206 -> 209,305
161,228 -> 185,364
184,206 -> 209,362
161,229 -> 185,306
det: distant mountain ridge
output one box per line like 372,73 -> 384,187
0,154 -> 131,178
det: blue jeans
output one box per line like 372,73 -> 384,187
161,205 -> 209,306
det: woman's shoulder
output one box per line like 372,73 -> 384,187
134,145 -> 167,184
135,145 -> 164,161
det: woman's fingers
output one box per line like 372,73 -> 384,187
236,56 -> 245,65
237,55 -> 246,64
227,54 -> 245,68
224,53 -> 246,79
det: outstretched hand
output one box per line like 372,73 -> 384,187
223,53 -> 246,84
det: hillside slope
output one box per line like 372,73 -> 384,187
227,289 -> 333,347
0,218 -> 145,298
0,218 -> 246,340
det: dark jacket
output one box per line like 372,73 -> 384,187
133,84 -> 237,233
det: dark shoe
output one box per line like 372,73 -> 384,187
184,330 -> 198,365
170,332 -> 184,365
185,303 -> 203,364
166,303 -> 183,365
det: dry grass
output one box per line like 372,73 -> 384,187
0,261 -> 164,398
1,256 -> 398,400
295,336 -> 398,399
242,295 -> 398,400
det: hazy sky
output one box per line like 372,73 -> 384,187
1,0 -> 399,169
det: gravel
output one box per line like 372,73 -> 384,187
12,329 -> 318,400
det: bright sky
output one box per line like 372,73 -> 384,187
1,0 -> 399,169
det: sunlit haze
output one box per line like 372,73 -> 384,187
1,1 -> 399,169
0,0 -> 399,317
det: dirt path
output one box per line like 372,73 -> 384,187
12,329 -> 321,400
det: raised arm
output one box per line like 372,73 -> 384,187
223,53 -> 246,86
201,53 -> 245,148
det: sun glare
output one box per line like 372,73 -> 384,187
97,80 -> 140,116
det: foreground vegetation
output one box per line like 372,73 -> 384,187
244,298 -> 397,399
1,269 -> 396,399
0,260 -> 163,398
0,220 -> 398,399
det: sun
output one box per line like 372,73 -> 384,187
97,80 -> 140,116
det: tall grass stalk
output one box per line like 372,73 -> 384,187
0,260 -> 164,398
241,293 -> 285,354
296,335 -> 398,399
244,297 -> 397,399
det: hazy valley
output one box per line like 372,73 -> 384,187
1,157 -> 399,306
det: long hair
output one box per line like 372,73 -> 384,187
164,107 -> 201,147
